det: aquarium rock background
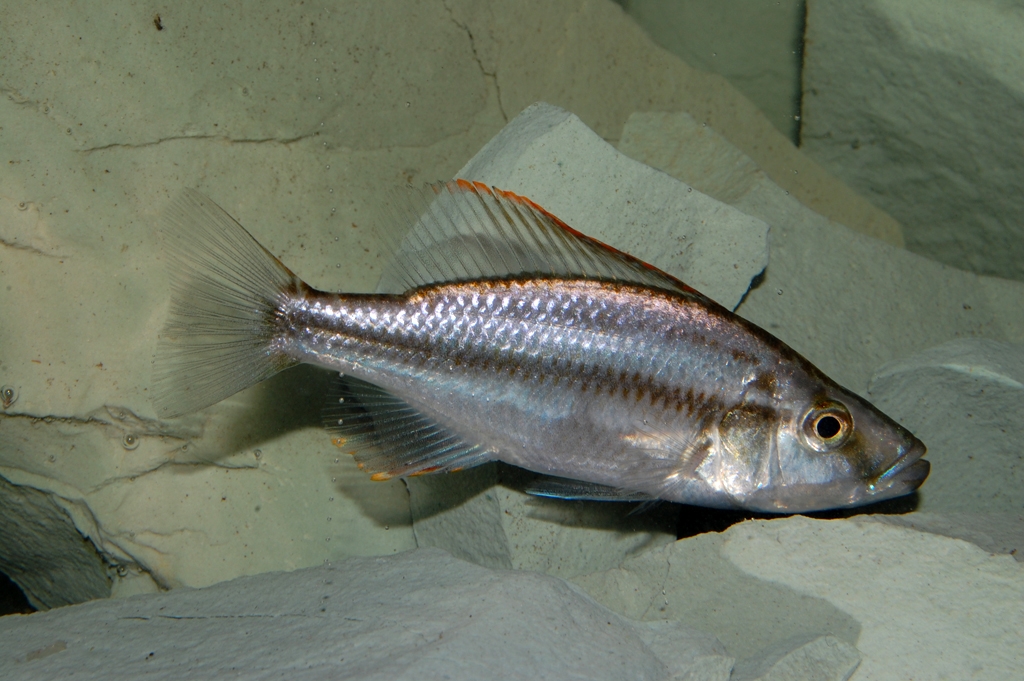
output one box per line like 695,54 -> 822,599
1,1 -> 1022,679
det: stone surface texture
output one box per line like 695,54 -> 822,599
407,464 -> 679,579
618,0 -> 806,143
575,517 -> 1024,681
722,518 -> 1024,681
0,477 -> 110,609
800,0 -> 1024,281
618,109 -> 903,247
731,636 -> 862,681
0,547 -> 732,681
867,338 -> 1024,559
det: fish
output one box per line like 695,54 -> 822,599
152,180 -> 929,513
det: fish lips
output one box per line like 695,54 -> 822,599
874,440 -> 930,497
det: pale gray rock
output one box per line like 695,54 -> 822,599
618,110 -> 1024,394
722,517 -> 1024,681
617,0 -> 806,142
633,619 -> 734,681
618,109 -> 904,246
409,467 -> 517,570
732,636 -> 861,681
572,531 -> 862,664
869,338 -> 1024,514
0,547 -> 731,681
408,465 -> 678,579
800,0 -> 1024,281
577,516 -> 1024,681
867,338 -> 1024,560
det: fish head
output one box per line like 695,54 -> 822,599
711,373 -> 928,514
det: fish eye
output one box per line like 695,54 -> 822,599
801,402 -> 852,451
815,415 -> 841,439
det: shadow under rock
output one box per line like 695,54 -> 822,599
0,571 -> 33,617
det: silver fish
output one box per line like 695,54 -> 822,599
153,181 -> 928,513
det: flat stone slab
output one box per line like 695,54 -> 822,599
619,109 -> 903,246
574,516 -> 1024,681
869,338 -> 1024,514
0,547 -> 732,681
732,635 -> 861,681
406,464 -> 679,579
723,518 -> 1024,681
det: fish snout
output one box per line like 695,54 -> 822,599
877,438 -> 929,495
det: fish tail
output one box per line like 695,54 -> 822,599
152,189 -> 302,419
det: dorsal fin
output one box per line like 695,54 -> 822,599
375,180 -> 702,297
323,375 -> 493,480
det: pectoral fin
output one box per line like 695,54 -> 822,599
524,475 -> 655,502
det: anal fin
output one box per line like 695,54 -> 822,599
324,375 -> 493,480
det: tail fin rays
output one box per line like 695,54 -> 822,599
152,189 -> 301,419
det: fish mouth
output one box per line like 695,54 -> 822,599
874,440 -> 929,496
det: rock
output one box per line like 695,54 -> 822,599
634,619 -> 735,681
722,517 -> 1024,681
800,0 -> 1024,281
576,517 -> 1024,681
0,477 -> 109,609
408,464 -> 679,579
867,338 -> 1024,560
617,0 -> 806,143
618,110 -> 1024,393
619,110 -> 903,246
572,530 -> 862,663
0,371 -> 417,595
869,338 -> 1024,514
0,547 -> 732,681
731,635 -> 861,681
460,0 -> 873,240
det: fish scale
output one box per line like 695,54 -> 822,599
153,181 -> 928,512
294,281 -> 731,404
288,280 -> 738,475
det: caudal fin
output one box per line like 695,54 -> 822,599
152,189 -> 302,418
